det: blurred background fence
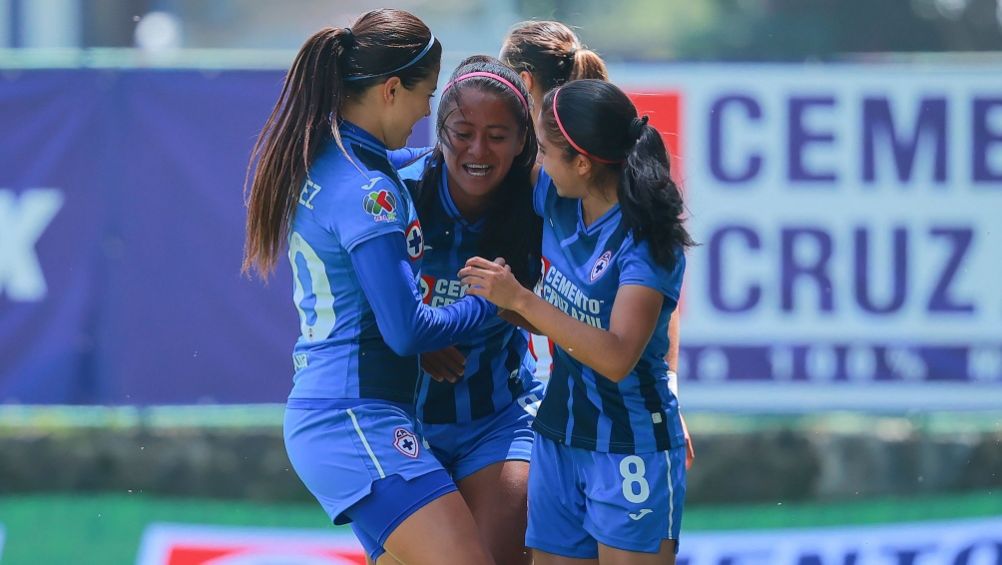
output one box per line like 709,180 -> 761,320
1,0 -> 1001,563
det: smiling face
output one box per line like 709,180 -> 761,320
440,87 -> 526,209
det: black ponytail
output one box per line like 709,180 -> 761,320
620,123 -> 695,270
540,79 -> 694,270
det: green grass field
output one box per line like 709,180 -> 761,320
0,491 -> 999,564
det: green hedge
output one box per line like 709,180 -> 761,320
1,408 -> 999,504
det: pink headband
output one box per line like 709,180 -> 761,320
442,71 -> 529,113
552,86 -> 623,165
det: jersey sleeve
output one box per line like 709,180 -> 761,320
396,152 -> 434,183
332,174 -> 410,252
617,239 -> 685,307
388,146 -> 434,169
532,167 -> 553,217
350,232 -> 498,355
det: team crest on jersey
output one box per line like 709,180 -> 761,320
405,221 -> 424,260
363,189 -> 397,222
393,428 -> 419,458
590,250 -> 613,282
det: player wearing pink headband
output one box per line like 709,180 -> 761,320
461,79 -> 695,564
388,55 -> 541,565
501,21 -> 693,474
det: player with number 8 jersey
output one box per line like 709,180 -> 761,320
459,79 -> 695,563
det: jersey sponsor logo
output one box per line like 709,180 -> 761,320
426,277 -> 469,307
362,190 -> 397,222
419,275 -> 434,304
628,508 -> 654,520
590,250 -> 613,282
539,256 -> 605,329
405,221 -> 424,260
393,427 -> 419,458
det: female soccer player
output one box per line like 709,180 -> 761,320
242,10 -> 495,565
499,20 -> 609,127
460,79 -> 695,564
501,21 -> 692,468
394,55 -> 542,565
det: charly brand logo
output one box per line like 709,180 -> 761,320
590,250 -> 613,282
363,190 -> 397,222
0,188 -> 64,302
393,428 -> 419,458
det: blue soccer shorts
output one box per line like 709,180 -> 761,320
422,379 -> 544,481
284,400 -> 457,561
525,433 -> 686,558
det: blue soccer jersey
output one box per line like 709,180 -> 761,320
287,122 -> 427,403
398,155 -> 534,424
531,168 -> 686,454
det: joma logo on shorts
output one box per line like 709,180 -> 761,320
629,509 -> 653,520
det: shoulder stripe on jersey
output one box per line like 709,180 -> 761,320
347,409 -> 386,478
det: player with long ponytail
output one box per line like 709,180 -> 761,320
244,10 -> 494,565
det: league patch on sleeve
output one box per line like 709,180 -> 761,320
362,189 -> 398,223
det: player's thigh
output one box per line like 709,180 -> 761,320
532,550 -> 598,565
458,459 -> 531,565
525,435 -> 598,560
597,540 -> 676,565
382,490 -> 494,565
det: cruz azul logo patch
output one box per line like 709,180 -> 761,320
393,428 -> 419,458
405,221 -> 424,260
590,250 -> 613,282
363,189 -> 397,222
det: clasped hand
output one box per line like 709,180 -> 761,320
458,256 -> 523,312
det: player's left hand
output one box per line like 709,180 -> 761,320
459,256 -> 522,311
421,346 -> 466,383
681,413 -> 695,470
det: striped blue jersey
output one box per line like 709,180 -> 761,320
287,122 -> 425,403
398,154 -> 534,424
531,168 -> 686,454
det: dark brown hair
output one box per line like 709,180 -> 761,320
243,8 -> 441,277
412,55 -> 542,288
540,80 -> 695,269
500,20 -> 608,94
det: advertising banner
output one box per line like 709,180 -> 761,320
135,517 -> 1002,565
136,524 -> 364,564
1,65 -> 998,409
620,65 -> 1002,410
